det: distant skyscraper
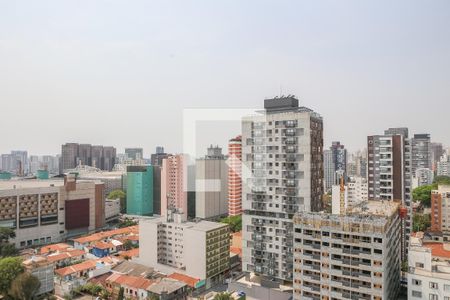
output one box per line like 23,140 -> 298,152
60,143 -> 116,172
323,142 -> 347,192
151,146 -> 169,167
242,96 -> 323,283
126,165 -> 153,216
10,151 -> 28,175
368,127 -> 412,261
437,153 -> 450,176
125,148 -> 143,160
323,149 -> 335,192
195,146 -> 229,219
161,154 -> 187,219
102,146 -> 116,171
431,142 -> 445,171
228,136 -> 242,216
411,134 -> 431,174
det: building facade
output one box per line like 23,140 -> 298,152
367,127 -> 412,261
408,243 -> 450,300
293,201 -> 402,300
125,148 -> 144,160
228,135 -> 243,216
0,176 -> 105,248
411,134 -> 432,174
195,146 -> 229,219
126,166 -> 154,216
139,216 -> 230,288
242,96 -> 323,283
430,185 -> 450,237
61,143 -> 116,172
437,153 -> 450,176
161,154 -> 187,219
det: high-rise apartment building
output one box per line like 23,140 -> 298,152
411,134 -> 432,174
1,151 -> 29,175
430,185 -> 450,238
161,154 -> 187,219
413,168 -> 434,188
195,146 -> 228,219
292,200 -> 402,300
242,96 -> 323,283
228,136 -> 242,216
125,148 -> 144,160
367,127 -> 412,260
126,166 -> 154,216
347,176 -> 368,207
139,216 -> 230,289
60,143 -> 116,172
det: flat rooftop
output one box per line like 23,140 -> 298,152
0,178 -> 103,191
141,217 -> 228,232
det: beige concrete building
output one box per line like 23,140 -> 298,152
293,201 -> 402,300
195,146 -> 229,219
0,176 -> 105,248
139,215 -> 230,288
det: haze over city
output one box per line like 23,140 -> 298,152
1,0 -> 450,156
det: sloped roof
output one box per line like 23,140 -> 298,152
106,273 -> 153,290
167,273 -> 199,288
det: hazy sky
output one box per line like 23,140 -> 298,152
1,0 -> 449,157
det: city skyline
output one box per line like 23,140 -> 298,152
1,1 -> 450,155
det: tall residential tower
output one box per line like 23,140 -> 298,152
242,96 -> 323,284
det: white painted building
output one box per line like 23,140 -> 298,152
139,215 -> 229,288
347,176 -> 368,207
408,243 -> 450,300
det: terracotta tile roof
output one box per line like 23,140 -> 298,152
423,243 -> 450,259
106,273 -> 153,290
94,241 -> 115,250
167,272 -> 199,288
55,260 -> 98,277
40,243 -> 71,254
47,249 -> 85,263
119,248 -> 139,258
73,226 -> 138,245
230,246 -> 242,257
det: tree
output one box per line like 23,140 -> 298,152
122,240 -> 134,251
213,292 -> 233,300
118,218 -> 138,228
413,214 -> 431,232
220,215 -> 242,233
9,272 -> 41,300
108,189 -> 126,213
117,287 -> 124,300
412,184 -> 435,207
0,256 -> 24,296
0,227 -> 18,258
434,176 -> 450,185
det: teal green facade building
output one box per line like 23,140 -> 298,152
126,165 -> 153,216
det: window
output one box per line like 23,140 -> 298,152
445,284 -> 450,292
411,291 -> 422,298
412,279 -> 422,286
416,262 -> 424,268
430,282 -> 438,289
429,294 -> 438,300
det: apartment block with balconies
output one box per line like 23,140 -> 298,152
292,200 -> 401,300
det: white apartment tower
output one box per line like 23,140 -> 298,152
242,96 -> 323,283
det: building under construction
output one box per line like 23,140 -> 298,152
292,200 -> 402,300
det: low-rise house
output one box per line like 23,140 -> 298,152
72,226 -> 138,250
47,249 -> 86,268
40,243 -> 71,255
92,241 -> 116,258
118,248 -> 139,260
146,277 -> 187,300
105,273 -> 153,299
54,257 -> 116,295
111,260 -> 157,278
23,256 -> 54,297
